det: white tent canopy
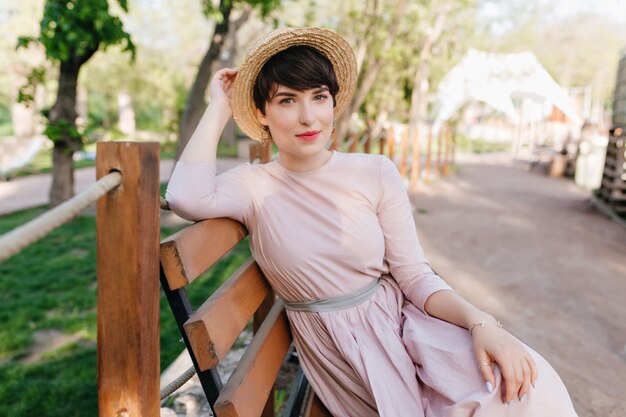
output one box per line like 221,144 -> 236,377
0,136 -> 46,177
433,49 -> 582,132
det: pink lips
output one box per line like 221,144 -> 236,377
295,130 -> 321,141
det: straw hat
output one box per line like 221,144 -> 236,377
231,27 -> 357,142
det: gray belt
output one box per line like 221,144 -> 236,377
283,278 -> 381,313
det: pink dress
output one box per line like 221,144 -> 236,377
166,151 -> 578,417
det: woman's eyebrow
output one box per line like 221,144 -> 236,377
273,91 -> 298,98
273,86 -> 329,98
313,86 -> 330,93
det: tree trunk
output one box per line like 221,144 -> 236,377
334,0 -> 407,145
50,141 -> 75,206
217,6 -> 252,150
176,0 -> 232,159
408,8 -> 448,140
49,59 -> 81,207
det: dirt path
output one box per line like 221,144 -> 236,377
0,157 -> 247,216
410,153 -> 626,417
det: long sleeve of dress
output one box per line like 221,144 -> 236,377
165,161 -> 254,224
376,156 -> 453,312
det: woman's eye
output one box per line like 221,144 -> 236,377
280,98 -> 295,104
314,94 -> 328,101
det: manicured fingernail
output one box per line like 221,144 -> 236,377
520,394 -> 527,402
485,381 -> 493,393
508,400 -> 514,408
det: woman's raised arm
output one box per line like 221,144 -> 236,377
178,68 -> 239,165
166,68 -> 255,223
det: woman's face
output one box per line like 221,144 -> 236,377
256,84 -> 334,162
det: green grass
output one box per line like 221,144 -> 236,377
9,151 -> 96,178
159,139 -> 239,159
454,135 -> 511,154
0,205 -> 251,416
7,139 -> 240,179
0,123 -> 13,137
7,144 -> 99,178
352,134 -> 510,157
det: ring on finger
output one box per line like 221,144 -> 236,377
479,362 -> 492,367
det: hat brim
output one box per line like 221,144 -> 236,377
232,27 -> 357,142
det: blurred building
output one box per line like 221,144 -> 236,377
433,49 -> 584,160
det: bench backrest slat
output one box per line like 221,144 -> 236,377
214,300 -> 292,417
161,218 -> 247,290
184,258 -> 272,370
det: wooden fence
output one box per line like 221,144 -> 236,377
96,142 -> 160,417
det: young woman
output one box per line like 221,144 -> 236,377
167,27 -> 578,417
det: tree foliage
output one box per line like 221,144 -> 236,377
475,1 -> 626,105
202,0 -> 280,20
176,0 -> 281,158
17,0 -> 136,145
16,0 -> 135,206
324,0 -> 476,140
18,0 -> 135,65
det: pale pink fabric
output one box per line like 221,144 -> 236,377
166,151 -> 578,417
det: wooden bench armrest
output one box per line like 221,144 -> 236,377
214,300 -> 292,417
161,218 -> 247,290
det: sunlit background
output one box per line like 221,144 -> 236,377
1,1 -> 625,416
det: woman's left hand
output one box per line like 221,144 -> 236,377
208,67 -> 239,119
471,321 -> 538,405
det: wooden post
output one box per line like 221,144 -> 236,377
349,133 -> 359,153
443,125 -> 450,175
387,127 -> 395,160
249,142 -> 272,164
364,131 -> 371,154
379,135 -> 386,155
410,128 -> 420,191
436,125 -> 443,176
450,124 -> 457,166
96,142 -> 160,417
400,126 -> 409,179
329,129 -> 338,151
425,125 -> 432,183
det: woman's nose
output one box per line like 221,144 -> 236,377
299,102 -> 315,126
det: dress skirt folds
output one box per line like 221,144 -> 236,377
287,277 -> 578,417
166,151 -> 579,417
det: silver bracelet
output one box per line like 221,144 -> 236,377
468,319 -> 503,336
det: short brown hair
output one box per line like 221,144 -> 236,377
253,45 -> 339,115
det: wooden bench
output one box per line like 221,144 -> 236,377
159,217 -> 332,417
